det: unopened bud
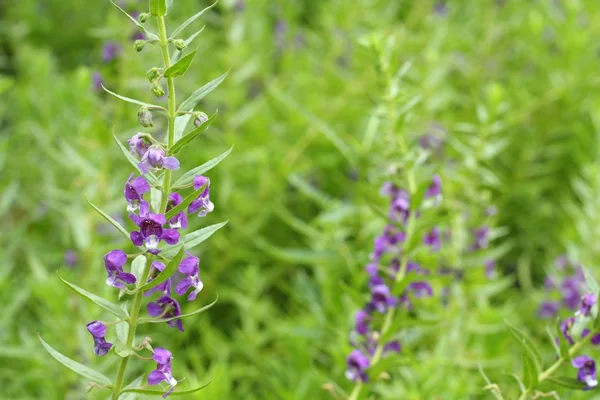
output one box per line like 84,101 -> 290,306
134,40 -> 145,52
146,68 -> 161,83
193,112 -> 209,127
138,107 -> 153,127
174,39 -> 187,51
151,82 -> 165,97
139,13 -> 150,23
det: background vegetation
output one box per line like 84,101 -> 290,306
2,0 -> 600,398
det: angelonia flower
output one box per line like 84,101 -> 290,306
148,348 -> 178,396
144,261 -> 171,297
345,176 -> 439,383
166,193 -> 188,229
572,356 -> 598,389
128,133 -> 151,158
124,173 -> 150,213
537,255 -> 586,319
176,253 -> 204,301
86,321 -> 113,356
92,71 -> 103,91
138,146 -> 180,174
64,249 -> 78,268
147,295 -> 184,332
188,175 -> 214,217
130,209 -> 180,253
102,41 -> 122,63
104,249 -> 137,289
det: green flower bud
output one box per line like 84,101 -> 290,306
138,107 -> 153,127
134,40 -> 145,52
151,82 -> 165,98
193,112 -> 209,128
146,68 -> 161,83
139,13 -> 150,23
174,39 -> 187,51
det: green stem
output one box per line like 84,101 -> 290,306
517,334 -> 592,400
347,382 -> 363,400
157,15 -> 176,214
111,256 -> 153,399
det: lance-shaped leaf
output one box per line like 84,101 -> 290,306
135,246 -> 185,293
116,318 -> 129,344
150,0 -> 172,16
170,112 -> 217,155
522,353 -> 538,389
121,375 -> 144,400
173,146 -> 233,187
545,376 -> 587,390
102,85 -> 166,111
110,1 -> 158,40
164,49 -> 197,79
111,132 -> 160,186
121,380 -> 211,395
165,182 -> 208,220
139,297 -> 218,324
85,197 -> 129,239
171,1 -> 217,39
161,221 -> 228,258
58,273 -> 129,319
38,335 -> 113,385
178,71 -> 229,112
504,320 -> 543,375
174,114 -> 192,142
172,27 -> 205,63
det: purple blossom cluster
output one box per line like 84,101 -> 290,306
345,176 -> 441,382
538,255 -> 586,319
85,133 -> 215,396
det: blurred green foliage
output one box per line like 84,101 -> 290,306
2,0 -> 600,398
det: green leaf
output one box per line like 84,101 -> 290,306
121,375 -> 144,400
110,1 -> 158,40
173,146 -> 233,187
149,0 -> 170,16
545,376 -> 587,390
111,131 -> 160,186
178,71 -> 229,112
140,297 -> 218,323
171,1 -> 216,38
113,341 -> 136,358
121,380 -> 211,395
582,266 -> 600,296
131,255 -> 148,286
504,320 -> 543,374
165,183 -> 208,221
174,114 -> 192,142
163,221 -> 228,258
102,85 -> 166,111
85,197 -> 130,239
556,319 -> 571,360
57,273 -> 129,319
164,49 -> 197,79
170,112 -> 217,154
135,246 -> 185,293
522,353 -> 538,389
172,27 -> 205,63
38,334 -> 112,385
116,319 -> 129,344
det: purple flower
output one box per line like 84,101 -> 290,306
572,356 -> 598,388
389,190 -> 411,224
418,134 -> 442,150
128,133 -> 151,158
139,147 -> 180,174
92,72 -> 103,91
370,284 -> 397,314
130,209 -> 180,252
144,261 -> 171,297
166,193 -> 188,229
176,254 -> 204,301
147,295 -> 183,331
148,348 -> 178,397
64,250 -> 78,268
86,321 -> 113,356
561,277 -> 583,310
383,340 -> 401,355
581,329 -> 600,345
408,281 -> 434,298
372,225 -> 406,261
485,259 -> 496,279
102,41 -> 122,63
538,301 -> 559,319
561,317 -> 575,344
471,226 -> 489,250
355,310 -> 370,335
104,250 -> 137,289
131,31 -> 145,42
345,349 -> 370,382
423,227 -> 441,252
124,173 -> 150,213
578,293 -> 597,317
425,175 -> 442,198
188,175 -> 214,217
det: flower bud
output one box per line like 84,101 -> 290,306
134,40 -> 145,52
138,107 -> 153,127
146,68 -> 161,83
193,112 -> 209,127
139,13 -> 150,23
151,82 -> 165,98
174,39 -> 187,51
